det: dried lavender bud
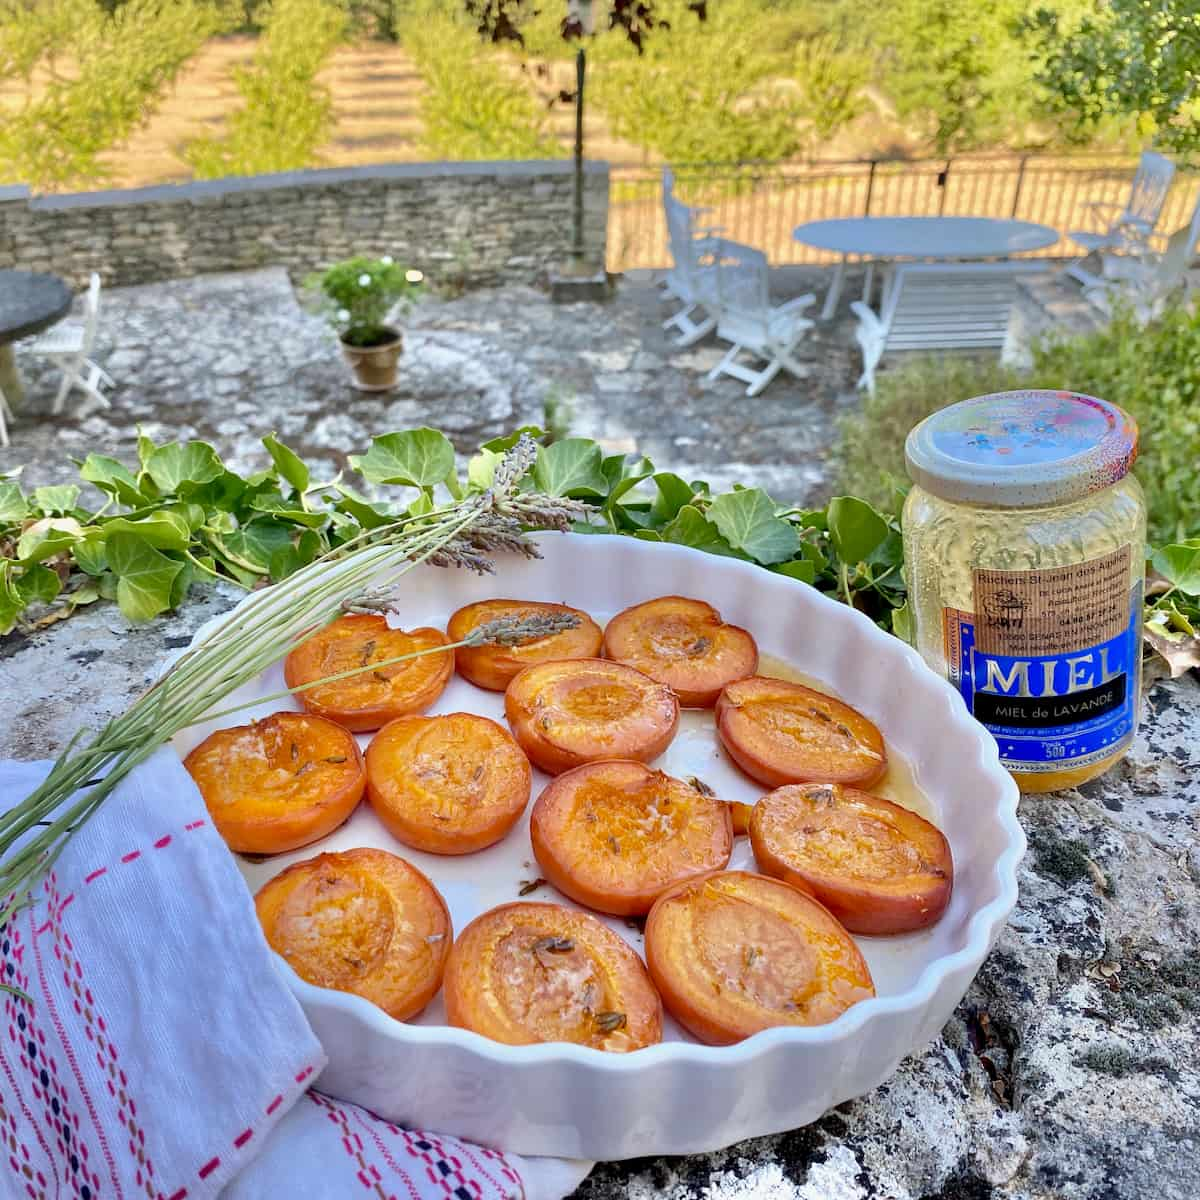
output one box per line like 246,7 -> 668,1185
593,1011 -> 627,1034
466,612 -> 581,647
489,433 -> 539,496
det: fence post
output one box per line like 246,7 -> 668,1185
1011,155 -> 1028,218
937,159 -> 951,214
864,159 -> 877,216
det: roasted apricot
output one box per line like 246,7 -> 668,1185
184,711 -> 365,854
530,760 -> 734,916
365,713 -> 532,855
716,676 -> 887,789
603,596 -> 758,707
443,902 -> 662,1051
255,847 -> 451,1020
644,870 -> 875,1044
505,658 -> 679,775
750,784 -> 953,935
283,613 -> 452,733
448,599 -> 603,692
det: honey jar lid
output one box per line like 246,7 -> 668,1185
904,390 -> 1138,508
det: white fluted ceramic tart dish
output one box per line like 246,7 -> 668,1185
170,532 -> 1024,1160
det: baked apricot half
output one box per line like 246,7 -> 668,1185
283,613 -> 452,733
750,784 -> 953,935
505,658 -> 679,775
716,676 -> 887,789
443,902 -> 662,1051
255,847 -> 451,1020
531,760 -> 734,916
603,596 -> 758,707
644,871 -> 875,1044
448,599 -> 603,691
184,711 -> 364,854
365,713 -> 532,855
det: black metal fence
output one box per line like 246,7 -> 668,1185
606,154 -> 1200,271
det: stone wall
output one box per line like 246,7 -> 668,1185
0,160 -> 609,290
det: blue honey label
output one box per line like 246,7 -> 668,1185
943,545 -> 1140,772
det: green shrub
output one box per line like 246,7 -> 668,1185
0,0 -> 231,190
400,4 -> 559,161
835,304 -> 1200,544
183,0 -> 345,179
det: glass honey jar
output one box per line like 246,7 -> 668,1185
902,391 -> 1146,793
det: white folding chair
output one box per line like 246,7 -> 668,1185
1065,152 -> 1175,283
661,193 -> 724,347
1083,193 -> 1200,323
706,244 -> 816,396
30,273 -> 113,413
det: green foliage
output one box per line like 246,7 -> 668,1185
183,0 -> 346,178
1031,0 -> 1200,156
305,255 -> 423,345
400,3 -> 559,160
871,0 -> 1054,153
837,304 -> 1200,547
590,0 -> 810,164
792,32 -> 869,144
0,0 -> 234,190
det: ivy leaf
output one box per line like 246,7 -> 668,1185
248,493 -> 330,529
145,441 -> 225,496
98,511 -> 192,551
78,454 -> 146,506
333,485 -> 393,530
482,425 -> 545,452
602,454 -> 655,510
73,537 -> 108,576
183,470 -> 248,512
0,480 -> 28,524
32,484 -> 80,515
106,533 -> 185,621
827,496 -> 890,566
0,563 -> 62,634
16,518 -> 83,563
707,489 -> 800,565
218,519 -> 295,574
649,472 -> 695,524
467,448 -> 500,491
1152,543 -> 1200,595
532,438 -> 609,498
262,433 -> 310,499
891,599 -> 915,645
350,429 -> 455,488
268,530 -> 324,582
661,504 -> 743,557
136,427 -> 157,469
771,559 -> 816,584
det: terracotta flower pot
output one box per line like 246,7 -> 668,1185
340,327 -> 403,392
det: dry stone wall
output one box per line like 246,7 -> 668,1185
0,160 -> 609,290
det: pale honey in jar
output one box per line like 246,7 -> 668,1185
902,391 -> 1146,793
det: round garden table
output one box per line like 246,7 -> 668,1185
793,216 -> 1060,320
0,269 -> 74,410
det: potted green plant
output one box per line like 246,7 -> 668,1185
308,255 -> 424,391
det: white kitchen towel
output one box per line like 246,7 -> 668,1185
0,752 -> 590,1200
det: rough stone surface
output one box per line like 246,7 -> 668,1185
2,267 -> 1198,1199
1,265 -> 851,504
0,160 -> 609,291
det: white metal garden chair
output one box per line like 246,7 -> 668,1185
1065,152 -> 1175,283
661,192 -> 725,347
1082,194 -> 1200,323
0,384 -> 12,447
705,244 -> 816,396
29,273 -> 113,413
851,261 -> 1048,395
